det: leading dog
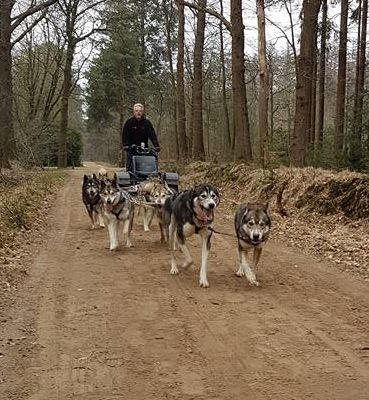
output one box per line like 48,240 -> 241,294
234,202 -> 271,286
82,174 -> 104,229
99,177 -> 134,251
168,184 -> 220,288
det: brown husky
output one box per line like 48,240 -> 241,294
234,202 -> 271,286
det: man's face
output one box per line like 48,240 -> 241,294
133,106 -> 144,120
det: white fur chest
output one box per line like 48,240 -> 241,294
182,222 -> 196,237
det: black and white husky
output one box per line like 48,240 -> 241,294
82,174 -> 104,229
234,202 -> 271,286
99,178 -> 134,251
168,184 -> 220,288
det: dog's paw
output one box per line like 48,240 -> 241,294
170,266 -> 179,275
236,267 -> 245,277
199,279 -> 209,288
144,226 -> 150,232
125,241 -> 132,248
110,245 -> 118,251
248,278 -> 260,287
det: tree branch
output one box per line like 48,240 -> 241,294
11,0 -> 58,32
182,0 -> 232,31
11,11 -> 47,47
76,0 -> 106,18
75,27 -> 107,43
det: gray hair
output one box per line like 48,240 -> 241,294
133,103 -> 144,110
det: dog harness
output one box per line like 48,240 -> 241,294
111,191 -> 128,220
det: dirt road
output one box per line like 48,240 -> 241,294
1,164 -> 369,399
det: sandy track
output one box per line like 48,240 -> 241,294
1,164 -> 369,399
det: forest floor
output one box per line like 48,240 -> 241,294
1,162 -> 369,399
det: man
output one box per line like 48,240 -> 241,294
121,103 -> 160,172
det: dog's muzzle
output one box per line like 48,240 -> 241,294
196,205 -> 215,225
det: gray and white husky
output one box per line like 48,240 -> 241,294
168,184 -> 220,288
234,202 -> 271,286
99,178 -> 134,251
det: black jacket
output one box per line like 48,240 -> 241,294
121,117 -> 159,149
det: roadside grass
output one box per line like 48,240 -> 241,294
0,169 -> 66,250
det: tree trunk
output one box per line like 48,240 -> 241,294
175,0 -> 187,158
257,0 -> 269,168
310,29 -> 318,148
191,0 -> 206,160
269,65 -> 274,142
231,0 -> 252,160
58,41 -> 75,168
0,1 -> 15,168
334,0 -> 348,165
139,0 -> 146,77
316,0 -> 327,149
219,0 -> 231,150
291,0 -> 321,167
350,0 -> 367,169
163,0 -> 178,158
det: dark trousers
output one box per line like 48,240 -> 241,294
126,151 -> 133,172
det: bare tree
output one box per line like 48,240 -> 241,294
56,0 -> 105,168
350,0 -> 367,169
191,0 -> 206,160
334,0 -> 348,165
257,0 -> 269,167
175,0 -> 187,158
162,0 -> 178,158
219,0 -> 231,150
231,0 -> 252,160
291,0 -> 321,167
0,0 -> 57,168
310,28 -> 318,148
316,0 -> 327,149
13,23 -> 65,164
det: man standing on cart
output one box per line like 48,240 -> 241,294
121,103 -> 160,172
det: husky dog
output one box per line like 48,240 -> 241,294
137,178 -> 174,232
97,168 -> 109,186
168,184 -> 220,288
82,174 -> 104,229
151,183 -> 173,242
234,202 -> 271,286
99,178 -> 134,251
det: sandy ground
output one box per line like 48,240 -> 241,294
1,163 -> 369,400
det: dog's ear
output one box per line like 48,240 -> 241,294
83,174 -> 88,182
240,203 -> 250,220
93,173 -> 97,180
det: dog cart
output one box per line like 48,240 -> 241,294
115,145 -> 179,194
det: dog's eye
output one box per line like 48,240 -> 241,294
200,194 -> 207,199
211,193 -> 217,199
247,221 -> 255,226
260,222 -> 265,227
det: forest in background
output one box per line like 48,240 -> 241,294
0,0 -> 369,171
